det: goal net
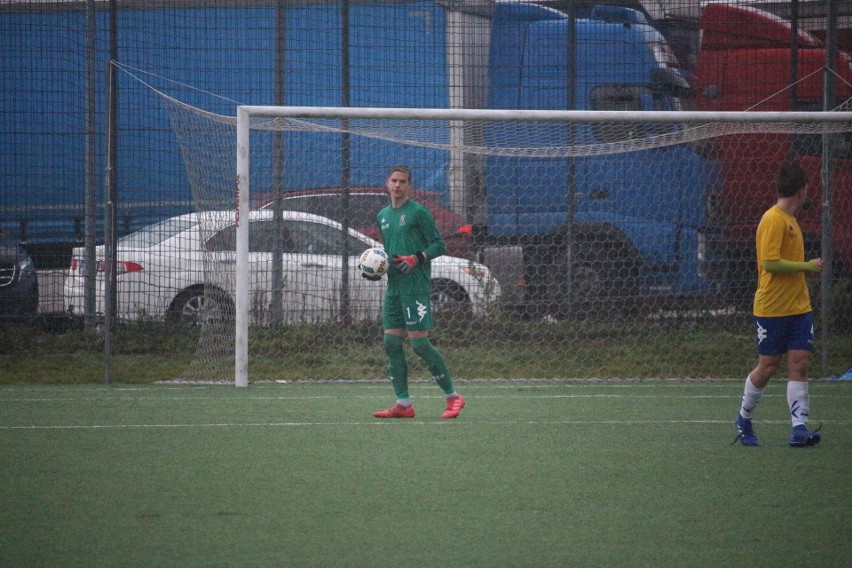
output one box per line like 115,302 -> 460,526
159,98 -> 852,385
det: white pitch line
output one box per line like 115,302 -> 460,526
1,418 -> 849,430
2,392 -> 850,404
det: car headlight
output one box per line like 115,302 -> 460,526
19,256 -> 35,275
462,265 -> 491,280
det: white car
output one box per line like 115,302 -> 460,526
64,210 -> 500,326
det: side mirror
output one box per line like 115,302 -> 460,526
651,68 -> 693,100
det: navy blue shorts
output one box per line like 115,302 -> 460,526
754,312 -> 814,356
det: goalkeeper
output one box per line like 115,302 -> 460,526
366,164 -> 465,419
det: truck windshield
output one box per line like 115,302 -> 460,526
590,85 -> 679,142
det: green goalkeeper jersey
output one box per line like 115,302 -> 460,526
377,198 -> 447,295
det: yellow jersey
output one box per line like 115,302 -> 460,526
753,205 -> 811,317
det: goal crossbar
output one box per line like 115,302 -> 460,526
238,106 -> 852,123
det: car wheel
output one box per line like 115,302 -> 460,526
430,279 -> 471,317
167,286 -> 234,329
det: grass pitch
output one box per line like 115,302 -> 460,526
1,380 -> 849,567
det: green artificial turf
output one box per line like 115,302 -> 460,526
1,380 -> 849,567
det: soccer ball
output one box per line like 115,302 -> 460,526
359,247 -> 389,278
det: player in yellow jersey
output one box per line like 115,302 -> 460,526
367,165 -> 465,419
734,161 -> 824,447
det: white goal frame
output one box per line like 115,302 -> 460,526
234,106 -> 852,387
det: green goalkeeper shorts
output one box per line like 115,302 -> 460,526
382,291 -> 434,332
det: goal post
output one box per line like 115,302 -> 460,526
232,105 -> 852,387
235,106 -> 251,387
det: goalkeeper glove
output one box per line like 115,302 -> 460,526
394,252 -> 426,275
361,272 -> 383,281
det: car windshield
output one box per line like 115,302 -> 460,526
119,217 -> 197,247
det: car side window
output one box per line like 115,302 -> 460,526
205,226 -> 235,251
287,221 -> 364,255
205,220 -> 295,253
249,221 -> 296,253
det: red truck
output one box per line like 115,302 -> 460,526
692,3 -> 852,302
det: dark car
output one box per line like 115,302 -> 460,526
254,187 -> 473,258
0,228 -> 39,317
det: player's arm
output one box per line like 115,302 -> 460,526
763,258 -> 823,274
419,207 -> 446,260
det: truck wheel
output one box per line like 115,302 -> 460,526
539,241 -> 640,320
578,242 -> 639,310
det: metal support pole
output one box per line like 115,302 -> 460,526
103,0 -> 119,384
820,0 -> 838,378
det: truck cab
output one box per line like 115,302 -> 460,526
482,2 -> 718,316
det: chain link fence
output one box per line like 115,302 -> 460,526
2,1 -> 851,381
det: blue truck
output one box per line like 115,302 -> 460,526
479,2 -> 719,315
2,0 -> 718,313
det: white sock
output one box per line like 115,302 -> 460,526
397,399 -> 412,408
739,375 -> 764,419
787,381 -> 810,428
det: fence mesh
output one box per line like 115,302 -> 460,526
2,1 -> 852,381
